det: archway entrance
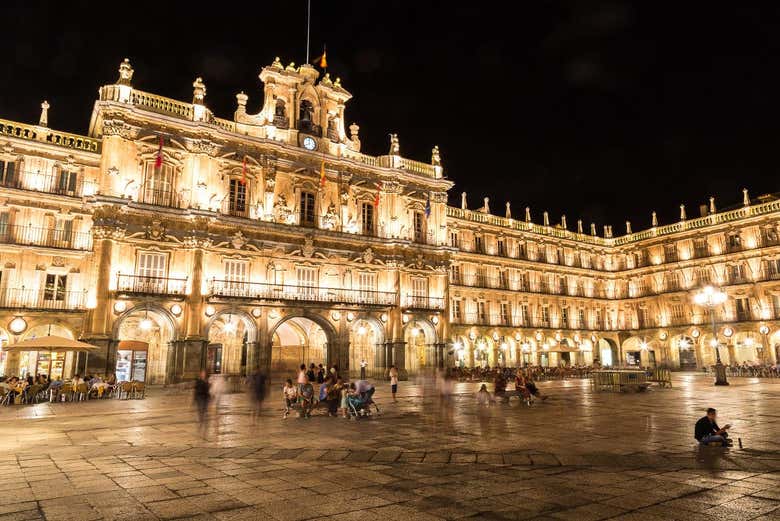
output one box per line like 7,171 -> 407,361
597,338 -> 618,367
207,312 -> 254,375
404,320 -> 436,373
349,318 -> 385,377
116,308 -> 175,384
271,316 -> 329,374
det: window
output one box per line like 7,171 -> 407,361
0,160 -> 16,186
540,306 -> 550,327
497,239 -> 505,256
141,162 -> 175,206
731,263 -> 745,283
477,301 -> 487,323
696,267 -> 712,285
450,264 -> 461,284
561,307 -> 569,328
0,212 -> 10,240
664,244 -> 678,262
766,259 -> 780,278
56,169 -> 78,196
360,202 -> 374,235
735,297 -> 750,321
449,231 -> 459,248
411,277 -> 428,297
500,303 -> 510,325
671,304 -> 685,324
51,218 -> 73,248
500,270 -> 509,289
451,299 -> 461,321
637,308 -> 650,328
413,212 -> 424,243
578,308 -> 585,328
519,304 -> 529,326
296,266 -> 317,297
135,251 -> 167,293
476,266 -> 487,287
519,272 -> 529,291
595,309 -> 603,329
694,239 -> 708,258
728,234 -> 742,250
228,179 -> 247,217
44,274 -> 67,302
358,272 -> 376,301
474,235 -> 483,253
224,259 -> 248,296
773,295 -> 780,318
300,191 -> 316,226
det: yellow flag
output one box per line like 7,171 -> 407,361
319,49 -> 328,69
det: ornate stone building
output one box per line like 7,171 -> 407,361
0,58 -> 777,382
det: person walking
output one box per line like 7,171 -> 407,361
194,370 -> 211,437
250,368 -> 267,424
360,359 -> 368,380
389,365 -> 399,402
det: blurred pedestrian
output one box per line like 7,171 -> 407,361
360,359 -> 367,379
194,370 -> 211,437
250,367 -> 267,424
209,373 -> 225,412
389,365 -> 399,402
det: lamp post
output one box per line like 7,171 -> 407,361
693,285 -> 729,385
759,325 -> 770,364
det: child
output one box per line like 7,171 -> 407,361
339,382 -> 349,418
389,365 -> 399,402
282,379 -> 297,418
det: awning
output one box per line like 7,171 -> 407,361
3,335 -> 100,353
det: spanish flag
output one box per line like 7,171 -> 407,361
319,159 -> 326,188
374,182 -> 382,208
154,135 -> 164,169
313,47 -> 327,69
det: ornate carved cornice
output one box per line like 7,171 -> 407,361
102,119 -> 140,139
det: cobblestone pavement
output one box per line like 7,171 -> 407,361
0,373 -> 778,520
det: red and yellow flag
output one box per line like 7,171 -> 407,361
240,155 -> 247,185
319,159 -> 326,188
154,135 -> 164,169
373,182 -> 382,207
313,47 -> 327,69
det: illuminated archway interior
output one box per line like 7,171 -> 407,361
349,318 -> 385,376
117,309 -> 174,383
271,316 -> 328,373
207,313 -> 250,374
404,320 -> 436,372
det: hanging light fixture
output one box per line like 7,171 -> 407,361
223,313 -> 237,334
139,309 -> 153,331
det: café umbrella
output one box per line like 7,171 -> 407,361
2,335 -> 100,377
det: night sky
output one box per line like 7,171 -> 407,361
2,1 -> 779,233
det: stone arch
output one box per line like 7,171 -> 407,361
596,338 -> 618,367
349,316 -> 385,377
268,312 -> 336,374
670,334 -> 698,369
113,304 -> 177,384
404,318 -> 437,372
205,309 -> 258,375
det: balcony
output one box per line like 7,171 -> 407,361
402,295 -> 445,311
137,189 -> 182,209
116,274 -> 188,298
0,170 -> 86,197
0,224 -> 92,251
0,288 -> 86,311
208,279 -> 396,306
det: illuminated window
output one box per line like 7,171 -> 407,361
228,179 -> 247,216
0,160 -> 16,186
141,161 -> 175,206
299,191 -> 316,226
360,202 -> 374,235
451,299 -> 461,321
413,211 -> 424,243
44,274 -> 67,302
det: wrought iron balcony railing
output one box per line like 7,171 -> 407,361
116,274 -> 188,297
0,170 -> 86,197
137,189 -> 182,209
208,279 -> 396,306
402,295 -> 445,310
0,224 -> 92,251
0,288 -> 87,311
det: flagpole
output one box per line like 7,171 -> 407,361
305,0 -> 311,64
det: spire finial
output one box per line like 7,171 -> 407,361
577,219 -> 583,234
505,202 -> 511,219
743,188 -> 750,207
525,207 -> 531,222
543,211 -> 549,226
679,204 -> 686,221
651,211 -> 658,227
38,100 -> 49,127
626,221 -> 632,234
709,196 -> 716,214
590,223 -> 596,236
483,197 -> 490,214
461,192 -> 467,210
561,215 -> 567,230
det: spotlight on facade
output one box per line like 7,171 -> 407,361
331,311 -> 341,321
744,337 -> 754,347
679,338 -> 690,350
402,314 -> 410,324
268,309 -> 280,320
709,338 -> 718,348
723,326 -> 734,337
453,341 -> 463,351
380,313 -> 388,322
639,340 -> 648,350
500,342 -> 507,350
346,312 -> 355,322
514,332 -> 521,341
113,301 -> 127,314
223,319 -> 236,334
170,304 -> 182,317
9,317 -> 27,334
411,328 -> 419,337
535,331 -> 542,341
691,328 -> 701,338
205,305 -> 216,317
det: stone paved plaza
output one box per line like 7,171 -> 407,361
0,374 -> 778,521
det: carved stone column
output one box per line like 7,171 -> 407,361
90,231 -> 116,336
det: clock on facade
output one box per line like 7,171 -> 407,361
302,136 -> 317,151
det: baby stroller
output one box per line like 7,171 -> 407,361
347,390 -> 380,419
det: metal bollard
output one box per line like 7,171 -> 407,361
738,438 -> 743,449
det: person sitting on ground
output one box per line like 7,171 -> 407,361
476,383 -> 492,406
282,378 -> 297,419
695,408 -> 732,446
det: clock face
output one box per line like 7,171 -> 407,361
302,136 -> 317,151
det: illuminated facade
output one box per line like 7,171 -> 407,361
0,58 -> 778,382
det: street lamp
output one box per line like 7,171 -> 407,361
759,325 -> 770,363
693,285 -> 729,385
